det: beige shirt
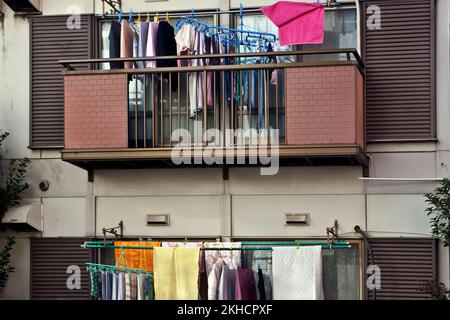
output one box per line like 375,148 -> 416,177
120,20 -> 134,69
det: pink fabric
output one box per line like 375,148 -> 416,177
261,1 -> 325,46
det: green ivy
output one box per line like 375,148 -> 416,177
0,131 -> 30,220
0,236 -> 16,289
424,178 -> 450,247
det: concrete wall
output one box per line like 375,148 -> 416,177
0,0 -> 449,299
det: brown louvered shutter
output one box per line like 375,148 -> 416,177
30,238 -> 93,300
364,0 -> 436,140
366,238 -> 438,300
30,15 -> 93,148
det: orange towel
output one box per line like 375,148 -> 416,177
114,241 -> 160,272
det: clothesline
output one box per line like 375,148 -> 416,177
100,0 -> 341,17
86,262 -> 147,274
82,241 -> 352,250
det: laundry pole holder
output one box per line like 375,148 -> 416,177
102,220 -> 123,243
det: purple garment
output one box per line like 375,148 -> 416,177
137,22 -> 149,69
218,267 -> 236,300
198,250 -> 208,300
235,268 -> 257,300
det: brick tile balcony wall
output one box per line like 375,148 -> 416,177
286,65 -> 364,148
64,73 -> 128,149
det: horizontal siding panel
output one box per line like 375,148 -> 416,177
365,0 -> 435,140
31,238 -> 93,300
366,238 -> 437,300
30,15 -> 92,147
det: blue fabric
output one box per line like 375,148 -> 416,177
145,273 -> 154,300
106,271 -> 113,300
258,70 -> 265,131
101,271 -> 106,300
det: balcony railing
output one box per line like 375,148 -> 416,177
60,49 -> 367,169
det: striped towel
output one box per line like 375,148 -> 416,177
118,272 -> 126,300
131,273 -> 138,300
125,272 -> 131,300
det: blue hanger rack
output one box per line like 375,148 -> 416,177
176,5 -> 277,49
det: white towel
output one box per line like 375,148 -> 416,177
272,246 -> 324,300
112,273 -> 118,300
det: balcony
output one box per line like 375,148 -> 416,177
60,49 -> 367,172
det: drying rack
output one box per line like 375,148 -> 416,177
82,240 -> 352,251
83,239 -> 352,274
175,5 -> 277,49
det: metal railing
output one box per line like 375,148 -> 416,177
60,49 -> 364,149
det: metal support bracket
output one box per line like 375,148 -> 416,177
102,220 -> 123,243
326,220 -> 339,244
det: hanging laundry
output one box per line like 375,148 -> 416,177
153,247 -> 200,300
125,272 -> 132,300
156,20 -> 178,91
89,268 -> 101,298
204,35 -> 214,108
146,22 -> 159,68
204,242 -> 241,300
132,27 -> 140,69
112,272 -> 118,300
114,241 -> 160,272
176,24 -> 207,118
235,268 -> 257,300
174,247 -> 201,299
109,21 -> 123,69
118,271 -> 126,300
106,271 -> 113,300
120,20 -> 135,69
207,256 -> 223,300
241,246 -> 273,300
130,273 -> 138,300
145,273 -> 154,300
137,21 -> 149,69
261,1 -> 325,46
272,246 -> 324,300
161,242 -> 203,248
218,266 -> 237,300
198,250 -> 209,300
101,271 -> 107,300
204,242 -> 242,272
175,23 -> 196,59
257,268 -> 267,300
137,273 -> 146,300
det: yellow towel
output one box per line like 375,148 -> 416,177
114,241 -> 160,272
153,247 -> 200,300
175,248 -> 201,300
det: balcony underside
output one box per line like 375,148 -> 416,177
61,144 -> 369,170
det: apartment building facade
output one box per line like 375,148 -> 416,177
0,0 -> 449,300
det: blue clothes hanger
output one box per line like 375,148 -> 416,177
128,9 -> 133,24
118,9 -> 123,25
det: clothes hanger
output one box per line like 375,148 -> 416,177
137,12 -> 141,24
128,9 -> 133,24
166,12 -> 170,23
146,12 -> 150,22
118,9 -> 123,25
154,12 -> 159,23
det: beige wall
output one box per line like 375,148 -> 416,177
0,0 -> 449,299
